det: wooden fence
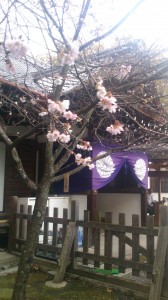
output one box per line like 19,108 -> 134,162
8,196 -> 168,299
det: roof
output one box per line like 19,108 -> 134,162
1,42 -> 168,160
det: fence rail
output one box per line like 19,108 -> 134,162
8,196 -> 168,299
75,215 -> 158,280
9,197 -> 158,278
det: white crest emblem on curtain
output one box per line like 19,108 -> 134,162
96,151 -> 115,178
134,158 -> 146,180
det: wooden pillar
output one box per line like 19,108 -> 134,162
154,202 -> 160,227
8,196 -> 18,253
141,190 -> 147,227
158,169 -> 161,202
87,190 -> 97,221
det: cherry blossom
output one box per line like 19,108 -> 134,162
48,99 -> 61,114
96,78 -> 106,99
96,87 -> 107,99
96,78 -> 118,113
48,99 -> 70,114
77,140 -> 92,151
75,153 -> 83,165
61,42 -> 79,65
82,156 -> 92,166
59,133 -> 70,143
106,121 -> 124,135
5,38 -> 28,58
20,96 -> 26,103
54,76 -> 63,85
99,96 -> 117,113
39,111 -> 48,117
30,99 -> 37,105
88,163 -> 95,170
75,154 -> 94,169
63,110 -> 77,121
118,65 -> 132,79
64,123 -> 73,133
47,130 -> 60,142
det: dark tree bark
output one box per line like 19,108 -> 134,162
12,142 -> 54,300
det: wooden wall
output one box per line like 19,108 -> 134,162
4,140 -> 37,212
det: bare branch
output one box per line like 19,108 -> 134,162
80,0 -> 145,51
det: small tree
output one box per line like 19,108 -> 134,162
0,1 -> 168,299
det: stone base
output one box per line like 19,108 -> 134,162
45,280 -> 67,289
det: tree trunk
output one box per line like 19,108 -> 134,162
11,182 -> 51,300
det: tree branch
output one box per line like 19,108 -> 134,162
0,124 -> 37,192
73,0 -> 91,41
80,0 -> 145,51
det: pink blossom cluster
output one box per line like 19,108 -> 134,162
75,153 -> 94,170
47,99 -> 77,120
118,65 -> 132,79
47,130 -> 70,144
54,76 -> 63,86
96,78 -> 117,113
77,140 -> 92,151
30,98 -> 38,105
5,38 -> 28,58
99,94 -> 117,113
20,96 -> 26,103
45,98 -> 78,143
63,110 -> 77,121
48,99 -> 70,114
61,42 -> 79,65
39,111 -> 48,117
106,121 -> 124,135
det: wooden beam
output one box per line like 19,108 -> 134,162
148,171 -> 168,177
53,222 -> 76,283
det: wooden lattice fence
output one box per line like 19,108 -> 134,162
8,196 -> 168,299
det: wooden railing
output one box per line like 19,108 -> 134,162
8,196 -> 77,258
75,213 -> 158,279
8,196 -> 158,277
8,196 -> 168,299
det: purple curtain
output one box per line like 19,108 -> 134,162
92,143 -> 148,189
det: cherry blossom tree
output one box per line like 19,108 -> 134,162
1,0 -> 168,299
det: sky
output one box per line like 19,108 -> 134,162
34,0 -> 168,54
1,0 -> 168,54
110,0 -> 168,48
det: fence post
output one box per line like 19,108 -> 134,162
146,215 -> 154,279
83,210 -> 90,266
118,213 -> 125,273
104,212 -> 113,270
43,207 -> 49,257
27,205 -> 32,237
149,205 -> 168,299
161,206 -> 168,297
132,214 -> 140,276
94,211 -> 101,268
62,208 -> 68,243
70,200 -> 78,268
8,196 -> 18,253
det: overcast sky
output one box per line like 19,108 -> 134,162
111,0 -> 168,47
1,0 -> 168,54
